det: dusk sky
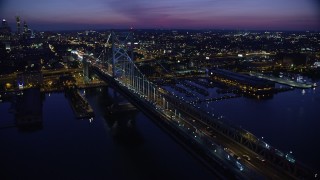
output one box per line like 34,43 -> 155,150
1,0 -> 319,31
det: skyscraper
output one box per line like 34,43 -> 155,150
2,19 -> 8,27
0,19 -> 11,41
23,21 -> 28,34
22,20 -> 31,39
16,16 -> 21,35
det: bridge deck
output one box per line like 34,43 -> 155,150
90,62 -> 315,179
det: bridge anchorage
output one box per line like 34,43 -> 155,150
90,30 -> 316,179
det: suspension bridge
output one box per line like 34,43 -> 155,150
83,30 -> 316,179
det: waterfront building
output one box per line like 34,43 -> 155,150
209,68 -> 275,96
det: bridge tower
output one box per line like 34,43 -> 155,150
110,30 -> 134,77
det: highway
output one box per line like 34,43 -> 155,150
92,64 -> 302,179
159,98 -> 295,179
88,49 -> 315,179
95,69 -> 246,179
0,67 -> 106,92
162,90 -> 306,179
0,68 -> 82,83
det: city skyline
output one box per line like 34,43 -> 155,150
1,2 -> 320,176
1,0 -> 320,31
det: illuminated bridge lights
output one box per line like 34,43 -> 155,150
87,31 -> 317,178
285,152 -> 295,163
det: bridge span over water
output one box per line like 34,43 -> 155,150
84,31 -> 315,179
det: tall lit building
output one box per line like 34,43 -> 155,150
22,20 -> 32,39
23,21 -> 28,34
0,19 -> 11,41
16,16 -> 21,35
2,19 -> 8,27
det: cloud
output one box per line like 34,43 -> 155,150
105,0 -> 172,20
1,0 -> 319,30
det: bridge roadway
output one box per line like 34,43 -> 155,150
162,90 -> 316,179
91,65 -> 314,179
150,92 -> 304,179
93,66 -> 245,179
162,93 -> 294,179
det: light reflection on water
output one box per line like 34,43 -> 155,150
211,83 -> 320,171
162,79 -> 320,171
0,87 -> 215,180
0,82 -> 319,177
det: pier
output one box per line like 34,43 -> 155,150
66,89 -> 94,119
249,72 -> 316,89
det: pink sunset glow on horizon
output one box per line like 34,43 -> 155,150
0,0 -> 319,31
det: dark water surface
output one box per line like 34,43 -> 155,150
0,87 -> 214,180
1,83 -> 319,179
212,84 -> 320,171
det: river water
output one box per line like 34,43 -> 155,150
162,79 -> 320,172
0,82 -> 319,179
212,83 -> 320,172
0,87 -> 215,180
